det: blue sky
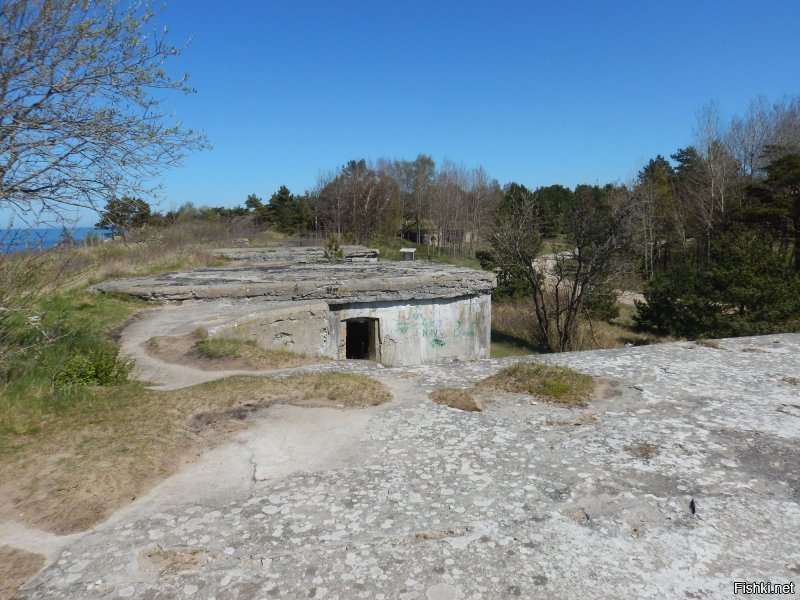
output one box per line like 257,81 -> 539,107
17,0 -> 800,225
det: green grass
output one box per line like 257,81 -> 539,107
0,289 -> 147,438
193,336 -> 259,359
365,236 -> 407,261
365,236 -> 489,269
190,335 -> 321,369
490,329 -> 540,358
477,362 -> 595,407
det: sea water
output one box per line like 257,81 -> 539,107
1,227 -> 104,253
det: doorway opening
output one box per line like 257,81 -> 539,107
345,318 -> 380,361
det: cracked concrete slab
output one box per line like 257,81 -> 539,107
91,260 -> 495,303
14,333 -> 800,599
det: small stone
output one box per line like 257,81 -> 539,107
427,583 -> 459,600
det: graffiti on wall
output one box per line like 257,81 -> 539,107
395,306 -> 476,348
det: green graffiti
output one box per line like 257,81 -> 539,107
396,321 -> 414,334
432,338 -> 445,347
454,319 -> 475,338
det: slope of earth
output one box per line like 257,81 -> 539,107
17,334 -> 800,599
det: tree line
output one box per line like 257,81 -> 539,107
5,1 -> 798,355
96,95 -> 800,351
628,97 -> 800,339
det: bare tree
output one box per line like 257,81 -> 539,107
490,186 -> 630,352
766,95 -> 800,160
726,96 -> 775,182
0,0 -> 208,224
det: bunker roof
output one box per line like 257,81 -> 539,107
92,246 -> 496,303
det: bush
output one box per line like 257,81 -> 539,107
636,227 -> 800,338
324,236 -> 344,261
583,284 -> 620,322
53,347 -> 134,386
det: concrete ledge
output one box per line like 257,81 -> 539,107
91,261 -> 496,303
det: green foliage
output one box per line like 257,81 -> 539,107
96,197 -> 152,236
266,186 -> 310,234
53,347 -> 134,386
1,290 -> 144,423
535,184 -> 574,236
636,226 -> 800,338
741,153 -> 800,270
476,250 -> 533,300
324,236 -> 344,261
583,285 -> 620,322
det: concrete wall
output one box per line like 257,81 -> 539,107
329,295 -> 491,367
214,295 -> 491,367
213,301 -> 331,356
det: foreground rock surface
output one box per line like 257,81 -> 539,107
18,334 -> 800,599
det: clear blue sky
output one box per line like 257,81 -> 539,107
41,1 -> 800,223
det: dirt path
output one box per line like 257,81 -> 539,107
118,303 -> 382,390
1,399 -> 386,596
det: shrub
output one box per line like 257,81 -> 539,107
53,346 -> 134,386
635,227 -> 800,338
324,236 -> 344,261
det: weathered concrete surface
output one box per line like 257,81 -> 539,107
91,260 -> 496,303
18,334 -> 800,599
118,294 -> 492,376
98,251 -> 497,367
210,245 -> 380,264
117,301 -> 383,390
328,296 -> 491,367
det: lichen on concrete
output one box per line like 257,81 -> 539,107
16,333 -> 800,599
91,258 -> 495,303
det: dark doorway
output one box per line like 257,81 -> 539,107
345,318 -> 380,361
346,319 -> 370,359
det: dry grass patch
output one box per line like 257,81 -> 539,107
477,362 -> 595,407
491,300 -> 671,352
145,332 -> 323,371
0,373 -> 389,535
430,388 -> 481,412
140,546 -> 228,577
625,442 -> 661,460
0,545 -> 45,600
302,372 -> 391,407
782,377 -> 799,386
695,338 -> 722,349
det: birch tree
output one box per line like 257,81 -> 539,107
0,0 -> 207,224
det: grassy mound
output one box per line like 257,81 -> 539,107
430,388 -> 481,412
477,362 -> 594,407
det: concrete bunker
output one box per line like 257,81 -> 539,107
93,246 -> 496,367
